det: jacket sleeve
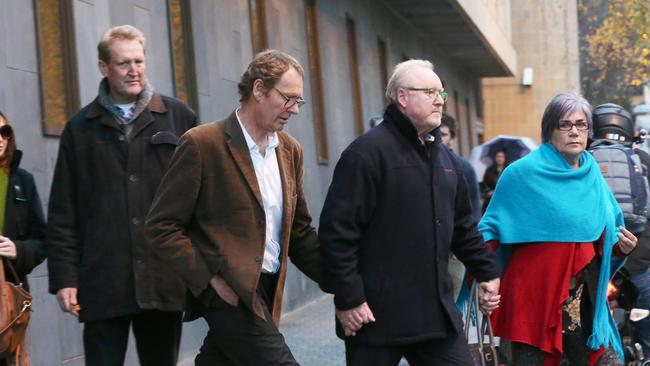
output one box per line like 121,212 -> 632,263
319,149 -> 377,310
47,127 -> 81,293
450,157 -> 502,282
286,145 -> 323,288
144,132 -> 213,296
12,171 -> 46,276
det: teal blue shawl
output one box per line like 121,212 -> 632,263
479,142 -> 625,359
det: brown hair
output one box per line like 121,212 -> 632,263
97,25 -> 146,63
238,49 -> 304,102
0,110 -> 16,171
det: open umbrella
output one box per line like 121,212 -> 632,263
469,135 -> 538,182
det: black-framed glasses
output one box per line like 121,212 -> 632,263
273,87 -> 306,109
405,87 -> 448,102
0,125 -> 13,139
557,120 -> 589,131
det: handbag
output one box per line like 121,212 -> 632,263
465,283 -> 502,366
0,257 -> 32,364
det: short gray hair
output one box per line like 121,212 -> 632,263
540,92 -> 593,143
385,59 -> 434,104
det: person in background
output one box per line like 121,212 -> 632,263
481,150 -> 507,212
480,92 -> 637,366
590,102 -> 650,358
439,114 -> 482,301
0,110 -> 46,365
439,114 -> 481,222
46,25 -> 197,366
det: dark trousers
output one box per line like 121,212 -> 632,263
344,332 -> 474,366
83,310 -> 182,366
194,272 -> 299,366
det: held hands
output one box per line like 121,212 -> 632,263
209,274 -> 239,306
617,226 -> 637,255
478,278 -> 501,315
0,236 -> 17,259
336,302 -> 375,337
56,287 -> 81,317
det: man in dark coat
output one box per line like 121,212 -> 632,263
46,25 -> 196,366
319,59 -> 502,365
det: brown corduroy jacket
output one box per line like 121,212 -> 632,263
144,111 -> 323,325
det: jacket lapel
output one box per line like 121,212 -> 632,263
224,112 -> 264,210
275,138 -> 294,245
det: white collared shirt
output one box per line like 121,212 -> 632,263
236,109 -> 283,273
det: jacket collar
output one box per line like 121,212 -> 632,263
224,112 -> 264,209
383,103 -> 441,147
85,92 -> 166,120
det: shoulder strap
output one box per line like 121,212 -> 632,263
2,257 -> 21,285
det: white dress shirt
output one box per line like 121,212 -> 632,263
236,109 -> 283,273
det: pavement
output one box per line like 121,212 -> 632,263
280,294 -> 346,365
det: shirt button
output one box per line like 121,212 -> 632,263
118,135 -> 126,142
435,219 -> 441,226
255,256 -> 263,263
131,217 -> 141,225
129,174 -> 138,183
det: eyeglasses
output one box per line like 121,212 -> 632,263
273,88 -> 306,109
0,125 -> 13,139
557,120 -> 589,131
405,88 -> 448,102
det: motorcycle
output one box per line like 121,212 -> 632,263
609,269 -> 650,366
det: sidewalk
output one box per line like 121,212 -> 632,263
280,294 -> 345,365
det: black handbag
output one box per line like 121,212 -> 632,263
465,283 -> 501,366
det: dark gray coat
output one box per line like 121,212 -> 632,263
47,93 -> 197,322
3,151 -> 46,290
319,104 -> 501,345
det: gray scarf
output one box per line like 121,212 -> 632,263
97,77 -> 154,125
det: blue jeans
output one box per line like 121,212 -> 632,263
629,268 -> 650,358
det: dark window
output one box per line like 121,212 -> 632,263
168,0 -> 198,112
248,0 -> 268,54
304,0 -> 328,164
377,37 -> 389,107
346,15 -> 364,136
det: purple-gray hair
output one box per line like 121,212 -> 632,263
540,92 -> 593,143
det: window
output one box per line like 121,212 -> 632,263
304,0 -> 328,164
377,37 -> 388,107
167,0 -> 198,112
346,15 -> 363,136
34,0 -> 79,136
465,97 -> 473,151
248,0 -> 268,54
453,90 -> 463,155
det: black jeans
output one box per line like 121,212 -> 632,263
344,332 -> 475,366
194,272 -> 299,366
83,310 -> 182,366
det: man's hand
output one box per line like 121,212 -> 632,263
0,236 -> 17,259
617,226 -> 638,255
209,274 -> 239,306
56,287 -> 81,316
336,302 -> 376,336
478,278 -> 501,315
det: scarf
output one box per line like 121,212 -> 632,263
478,142 -> 625,360
97,77 -> 153,125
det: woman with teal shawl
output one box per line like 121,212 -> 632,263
479,93 -> 638,366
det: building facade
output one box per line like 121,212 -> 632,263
0,0 -> 515,363
481,0 -> 581,144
